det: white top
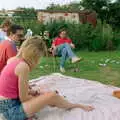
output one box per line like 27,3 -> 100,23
0,29 -> 8,42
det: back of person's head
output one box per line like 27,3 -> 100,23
0,18 -> 13,28
17,36 -> 48,69
9,24 -> 24,35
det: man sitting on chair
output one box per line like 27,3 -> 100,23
50,29 -> 82,73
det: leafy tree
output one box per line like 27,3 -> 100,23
13,7 -> 37,20
47,2 -> 81,11
80,0 -> 111,23
80,0 -> 120,29
108,1 -> 120,29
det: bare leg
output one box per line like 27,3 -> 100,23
48,94 -> 94,111
22,92 -> 55,117
22,92 -> 94,118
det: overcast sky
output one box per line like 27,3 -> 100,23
0,0 -> 80,10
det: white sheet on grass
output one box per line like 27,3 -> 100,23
30,73 -> 120,120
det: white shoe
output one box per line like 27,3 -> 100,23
60,67 -> 66,73
72,57 -> 82,63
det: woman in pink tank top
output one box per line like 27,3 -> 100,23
0,36 -> 94,120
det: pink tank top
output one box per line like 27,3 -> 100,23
0,59 -> 23,99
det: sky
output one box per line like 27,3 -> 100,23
0,0 -> 80,10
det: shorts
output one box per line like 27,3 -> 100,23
0,99 -> 27,120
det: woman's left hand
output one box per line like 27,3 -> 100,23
70,43 -> 75,49
28,88 -> 40,96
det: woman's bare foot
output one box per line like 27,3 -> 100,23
66,104 -> 94,112
81,105 -> 94,112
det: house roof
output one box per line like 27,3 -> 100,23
37,9 -> 93,14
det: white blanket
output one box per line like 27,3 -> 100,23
30,73 -> 120,120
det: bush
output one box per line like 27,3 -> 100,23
113,31 -> 120,50
45,20 -> 94,50
102,22 -> 114,50
14,19 -> 46,35
45,20 -> 115,51
0,18 -> 119,51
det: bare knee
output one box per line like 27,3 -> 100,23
22,91 -> 58,117
46,91 -> 57,99
46,91 -> 59,104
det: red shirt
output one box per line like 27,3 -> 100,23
0,40 -> 17,72
52,37 -> 72,46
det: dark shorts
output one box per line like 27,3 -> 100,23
0,99 -> 27,120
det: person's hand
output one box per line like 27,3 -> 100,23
48,48 -> 52,53
52,47 -> 56,56
82,105 -> 94,112
48,47 -> 56,56
28,88 -> 40,96
70,43 -> 75,49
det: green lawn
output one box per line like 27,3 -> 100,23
29,51 -> 120,87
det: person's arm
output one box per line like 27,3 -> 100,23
69,39 -> 75,49
51,38 -> 57,49
49,38 -> 57,56
51,44 -> 56,50
70,43 -> 75,49
66,38 -> 75,49
15,62 -> 33,102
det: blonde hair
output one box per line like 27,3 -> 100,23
17,36 -> 48,69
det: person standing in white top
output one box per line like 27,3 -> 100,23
0,19 -> 12,43
25,29 -> 33,40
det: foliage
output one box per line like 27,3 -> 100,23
45,20 -> 115,51
108,2 -> 120,29
81,0 -> 120,29
113,31 -> 120,50
0,18 -> 119,51
47,2 -> 81,11
14,19 -> 45,35
81,0 -> 110,22
13,7 -> 37,20
46,0 -> 120,30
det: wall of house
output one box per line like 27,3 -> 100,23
37,11 -> 80,24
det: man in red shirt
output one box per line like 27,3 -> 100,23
51,29 -> 82,72
0,24 -> 24,72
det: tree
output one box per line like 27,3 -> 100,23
47,2 -> 81,11
80,0 -> 120,29
108,1 -> 120,29
80,0 -> 111,23
13,7 -> 37,20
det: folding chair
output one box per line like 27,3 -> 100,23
48,48 -> 81,72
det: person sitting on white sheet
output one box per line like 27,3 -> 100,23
0,36 -> 94,120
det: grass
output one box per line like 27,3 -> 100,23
29,51 -> 120,87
